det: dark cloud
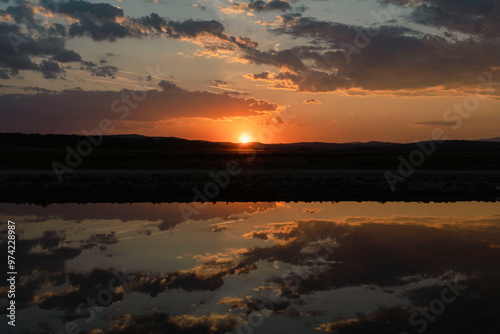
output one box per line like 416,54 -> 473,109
1,1 -> 245,80
57,0 -> 125,22
4,0 -> 498,93
304,98 -> 322,104
0,0 -> 36,24
167,18 -> 226,37
0,81 -> 278,133
39,59 -> 64,79
0,22 -> 81,78
248,71 -> 270,80
68,18 -> 131,41
414,120 -> 458,127
0,0 -> 264,83
222,0 -> 292,13
248,0 -> 292,12
63,8 -> 232,43
88,65 -> 118,77
242,14 -> 500,92
48,23 -> 68,37
80,60 -> 97,67
52,49 -> 82,62
0,68 -> 9,79
380,0 -> 500,37
212,79 -> 228,87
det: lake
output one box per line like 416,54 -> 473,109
1,201 -> 499,333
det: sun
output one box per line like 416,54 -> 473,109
241,136 -> 250,143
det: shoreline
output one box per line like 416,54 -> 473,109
1,169 -> 499,204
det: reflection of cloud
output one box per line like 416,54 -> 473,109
317,273 -> 500,333
171,313 -> 240,333
241,218 -> 500,295
161,202 -> 278,230
317,307 -> 412,333
191,248 -> 248,275
303,208 -> 322,214
218,296 -> 247,309
81,232 -> 118,249
243,222 -> 298,244
104,312 -> 241,334
4,210 -> 500,333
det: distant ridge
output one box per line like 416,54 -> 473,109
2,133 -> 500,152
478,137 -> 500,142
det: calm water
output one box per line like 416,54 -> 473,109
1,201 -> 499,333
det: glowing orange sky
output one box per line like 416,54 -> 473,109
1,0 -> 499,143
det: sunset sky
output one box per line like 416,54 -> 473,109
1,0 -> 499,143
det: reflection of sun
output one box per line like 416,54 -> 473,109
241,136 -> 249,143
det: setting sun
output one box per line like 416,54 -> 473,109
241,136 -> 249,143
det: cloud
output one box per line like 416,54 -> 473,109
4,0 -> 500,95
64,9 -> 238,44
86,65 -> 118,77
413,120 -> 458,127
240,14 -> 500,93
0,22 -> 81,77
0,0 -> 37,24
0,68 -> 10,78
380,0 -> 500,37
0,1 -> 257,79
0,81 -> 278,133
212,79 -> 228,87
39,59 -> 64,79
221,0 -> 292,14
304,98 -> 322,104
52,49 -> 82,62
56,0 -> 125,22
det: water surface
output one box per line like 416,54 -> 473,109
1,201 -> 499,333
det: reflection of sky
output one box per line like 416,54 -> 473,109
0,201 -> 499,333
